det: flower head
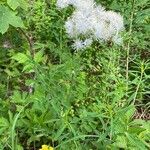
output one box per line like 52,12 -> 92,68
72,39 -> 85,50
56,0 -> 71,9
72,38 -> 92,50
57,0 -> 124,50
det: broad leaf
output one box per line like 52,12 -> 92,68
0,5 -> 25,34
7,0 -> 28,10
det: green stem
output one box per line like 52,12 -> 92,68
11,103 -> 29,150
126,0 -> 136,96
132,62 -> 144,104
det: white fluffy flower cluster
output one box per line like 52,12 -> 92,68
57,0 -> 124,50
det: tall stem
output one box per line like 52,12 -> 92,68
126,0 -> 136,95
133,62 -> 144,104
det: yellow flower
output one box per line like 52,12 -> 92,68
39,145 -> 54,150
39,145 -> 49,150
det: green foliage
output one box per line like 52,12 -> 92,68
0,0 -> 150,149
0,0 -> 26,34
0,5 -> 24,34
7,0 -> 28,10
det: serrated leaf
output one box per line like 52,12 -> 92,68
12,53 -> 29,64
0,117 -> 9,134
34,50 -> 44,63
0,117 -> 9,128
125,105 -> 136,121
7,0 -> 28,10
135,0 -> 150,6
126,133 -> 147,149
53,124 -> 66,140
0,5 -> 25,34
115,135 -> 127,148
22,64 -> 34,72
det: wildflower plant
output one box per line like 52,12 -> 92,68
57,0 -> 124,50
0,0 -> 149,149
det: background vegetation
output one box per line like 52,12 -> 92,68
0,0 -> 150,149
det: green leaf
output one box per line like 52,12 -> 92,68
12,53 -> 29,64
126,133 -> 147,149
115,135 -> 127,148
135,0 -> 150,7
16,145 -> 23,150
0,5 -> 25,34
125,105 -> 136,121
7,0 -> 28,10
22,64 -> 34,72
34,50 -> 44,63
53,124 -> 67,140
0,117 -> 10,134
0,117 -> 9,128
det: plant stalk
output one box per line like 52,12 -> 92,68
126,0 -> 136,96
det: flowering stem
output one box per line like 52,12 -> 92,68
126,0 -> 135,96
